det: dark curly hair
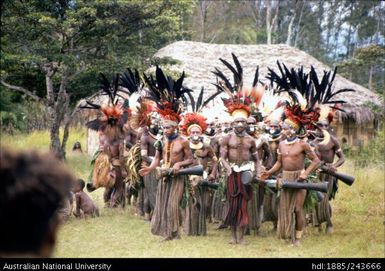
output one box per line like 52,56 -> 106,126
0,148 -> 75,256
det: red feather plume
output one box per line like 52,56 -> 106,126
180,113 -> 208,135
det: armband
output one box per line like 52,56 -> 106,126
154,140 -> 163,151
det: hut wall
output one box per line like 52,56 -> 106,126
332,119 -> 377,151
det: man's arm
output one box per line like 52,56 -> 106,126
261,141 -> 272,167
140,133 -> 149,158
73,193 -> 82,217
250,138 -> 261,176
220,135 -> 232,176
207,145 -> 218,180
262,149 -> 282,179
300,142 -> 321,180
173,140 -> 194,171
139,149 -> 161,176
332,137 -> 345,169
210,137 -> 219,155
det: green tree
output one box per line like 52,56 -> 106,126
1,0 -> 192,159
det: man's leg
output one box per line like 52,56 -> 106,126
293,189 -> 307,246
325,202 -> 333,234
238,225 -> 248,245
229,226 -> 237,244
110,166 -> 125,208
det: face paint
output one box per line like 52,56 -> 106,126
282,123 -> 296,138
149,124 -> 159,135
235,122 -> 244,128
246,126 -> 255,135
223,127 -> 232,133
205,127 -> 215,136
269,126 -> 281,137
192,135 -> 201,141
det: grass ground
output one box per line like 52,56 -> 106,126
1,128 -> 384,258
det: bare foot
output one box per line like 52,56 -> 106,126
292,239 -> 301,246
160,236 -> 173,242
172,233 -> 181,240
326,226 -> 334,235
228,238 -> 237,245
239,239 -> 248,246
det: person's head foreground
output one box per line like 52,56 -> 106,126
0,148 -> 74,257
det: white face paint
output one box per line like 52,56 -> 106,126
192,135 -> 200,141
282,123 -> 296,138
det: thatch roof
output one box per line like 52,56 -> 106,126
152,41 -> 382,124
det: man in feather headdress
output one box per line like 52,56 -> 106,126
305,66 -> 350,235
261,62 -> 322,245
245,115 -> 272,235
311,114 -> 345,234
119,69 -> 148,216
81,72 -> 138,208
139,66 -> 194,241
212,53 -> 261,245
128,98 -> 161,221
209,113 -> 231,230
180,88 -> 219,236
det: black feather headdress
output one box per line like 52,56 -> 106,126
143,66 -> 191,125
180,86 -> 224,135
80,71 -> 140,132
266,61 -> 354,129
212,53 -> 264,119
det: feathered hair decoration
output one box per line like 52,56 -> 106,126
119,68 -> 154,129
119,68 -> 143,96
260,87 -> 287,124
186,86 -> 223,114
266,62 -> 319,130
129,98 -> 155,130
80,71 -> 140,132
308,66 -> 354,123
180,113 -> 208,135
212,53 -> 264,118
180,87 -> 218,135
266,61 -> 354,129
143,66 -> 191,124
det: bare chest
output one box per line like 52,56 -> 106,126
162,139 -> 184,156
193,148 -> 209,159
228,136 -> 253,150
316,140 -> 334,153
280,143 -> 304,158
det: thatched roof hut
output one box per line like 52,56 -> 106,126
86,41 -> 382,154
151,41 -> 382,148
153,41 -> 380,119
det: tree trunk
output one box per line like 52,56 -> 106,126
61,110 -> 71,160
368,65 -> 373,90
271,2 -> 280,44
248,0 -> 262,44
346,1 -> 354,58
333,11 -> 342,60
199,0 -> 211,42
286,4 -> 297,46
43,62 -> 69,160
266,1 -> 272,45
43,63 -> 60,159
294,1 -> 305,48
